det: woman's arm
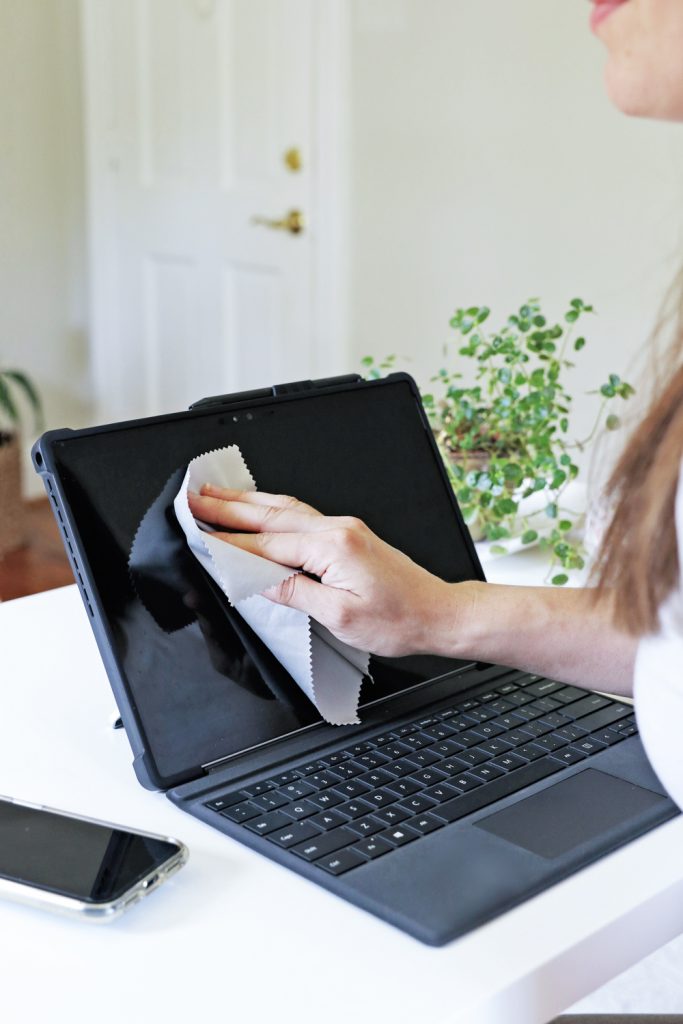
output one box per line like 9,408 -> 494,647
188,485 -> 637,696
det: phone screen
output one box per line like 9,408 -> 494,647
0,800 -> 179,903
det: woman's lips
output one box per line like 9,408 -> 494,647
590,0 -> 629,33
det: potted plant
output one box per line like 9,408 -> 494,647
363,297 -> 635,584
0,367 -> 43,558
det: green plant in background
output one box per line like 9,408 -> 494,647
363,298 -> 635,584
0,366 -> 43,445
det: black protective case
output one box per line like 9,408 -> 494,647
32,373 -> 485,793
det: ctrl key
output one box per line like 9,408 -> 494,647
317,849 -> 366,876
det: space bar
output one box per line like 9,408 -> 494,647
433,758 -> 564,824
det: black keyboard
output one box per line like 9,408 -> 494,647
203,673 -> 637,876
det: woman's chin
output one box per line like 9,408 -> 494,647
605,63 -> 683,122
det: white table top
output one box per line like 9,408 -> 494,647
2,576 -> 683,1024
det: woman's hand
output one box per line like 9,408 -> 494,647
187,485 -> 461,657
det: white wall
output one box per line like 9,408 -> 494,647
347,0 -> 683,466
0,0 -> 89,496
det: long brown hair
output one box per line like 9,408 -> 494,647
593,272 -> 683,635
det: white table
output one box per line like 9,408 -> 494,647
2,576 -> 683,1024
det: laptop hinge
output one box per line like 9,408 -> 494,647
189,374 -> 362,410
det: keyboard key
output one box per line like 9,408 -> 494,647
452,748 -> 490,767
372,804 -> 411,826
619,724 -> 638,737
467,763 -> 505,783
570,737 -> 607,756
309,809 -> 351,830
422,782 -> 460,803
268,820 -> 322,848
253,790 -> 304,811
552,685 -> 589,705
333,779 -> 372,799
437,759 -> 470,777
531,733 -> 568,753
244,810 -> 293,836
399,733 -> 432,751
464,707 -> 497,723
220,801 -> 262,823
239,780 -> 277,797
409,768 -> 448,787
267,772 -> 301,786
518,720 -> 552,739
421,723 -> 458,741
371,732 -> 398,746
427,739 -> 466,758
396,793 -> 438,814
501,730 -> 530,747
362,788 -> 399,809
488,752 -> 528,772
537,712 -> 572,730
454,699 -> 480,712
436,706 -> 458,719
403,749 -> 441,769
296,762 -> 324,776
335,799 -> 374,819
470,722 -> 506,739
317,752 -> 351,767
527,696 -> 562,714
507,705 -> 542,722
550,748 -> 588,766
590,728 -> 625,746
204,792 -> 243,812
384,777 -> 423,798
452,729 -> 484,748
406,812 -> 444,835
354,752 -> 391,769
515,744 -> 546,761
448,774 -> 483,793
525,679 -> 564,697
376,742 -> 412,760
476,738 -> 513,758
395,724 -> 418,738
280,781 -> 316,800
504,691 -> 535,708
317,849 -> 366,875
344,741 -> 376,756
346,815 -> 383,838
381,758 -> 417,778
327,762 -> 364,781
291,827 -> 356,862
416,716 -> 438,729
351,836 -> 393,860
490,713 -> 525,731
485,699 -> 515,715
281,800 -> 318,820
561,694 -> 612,720
553,723 -> 589,742
496,682 -> 520,695
358,768 -> 396,788
571,704 -> 631,732
475,691 -> 499,703
304,771 -> 341,790
381,825 -> 419,847
307,789 -> 345,810
433,757 -> 564,824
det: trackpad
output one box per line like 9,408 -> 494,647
475,768 -> 667,859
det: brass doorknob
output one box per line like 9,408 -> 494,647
251,208 -> 305,235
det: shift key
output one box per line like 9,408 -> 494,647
290,826 -> 357,861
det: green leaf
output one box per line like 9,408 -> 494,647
2,370 -> 43,428
606,413 -> 621,430
551,573 -> 569,586
0,376 -> 19,425
565,310 -> 579,323
489,545 -> 508,556
574,337 -> 586,351
570,298 -> 583,309
558,519 -> 572,531
360,356 -> 374,367
522,529 -> 539,544
601,383 -> 616,398
545,502 -> 558,518
477,307 -> 491,324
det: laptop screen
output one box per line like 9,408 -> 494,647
47,377 -> 483,784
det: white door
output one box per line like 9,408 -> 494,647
82,0 -> 344,422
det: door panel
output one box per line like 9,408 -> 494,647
84,0 -> 316,421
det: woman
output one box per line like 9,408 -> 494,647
189,0 -> 683,810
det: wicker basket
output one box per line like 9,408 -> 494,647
0,434 -> 25,558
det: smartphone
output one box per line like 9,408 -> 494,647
0,796 -> 188,921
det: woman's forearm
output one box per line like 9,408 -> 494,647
434,581 -> 638,696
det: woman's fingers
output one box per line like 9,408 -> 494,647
200,484 -> 321,516
188,491 -> 329,535
210,528 -> 324,573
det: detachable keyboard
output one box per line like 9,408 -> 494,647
203,673 -> 637,876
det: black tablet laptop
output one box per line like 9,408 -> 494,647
33,372 -> 678,946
